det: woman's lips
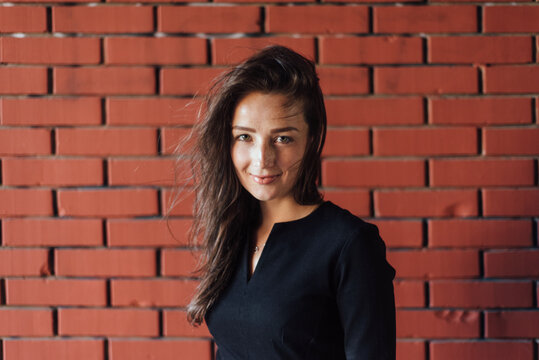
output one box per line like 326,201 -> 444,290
251,174 -> 280,184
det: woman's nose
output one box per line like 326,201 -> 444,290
252,141 -> 276,168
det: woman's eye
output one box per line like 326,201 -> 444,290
236,134 -> 251,141
275,136 -> 292,144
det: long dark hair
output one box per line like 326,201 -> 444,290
185,45 -> 327,324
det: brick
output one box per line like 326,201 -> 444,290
2,158 -> 103,186
0,249 -> 50,276
57,189 -> 158,217
54,67 -> 155,95
375,66 -> 478,94
3,218 -> 102,247
374,6 -> 477,34
107,219 -> 191,247
369,220 -> 423,248
483,189 -> 539,217
374,127 -> 477,156
0,67 -> 47,95
161,128 -> 194,154
212,37 -> 315,65
53,6 -> 153,33
322,129 -> 369,157
318,67 -> 369,95
484,250 -> 539,278
1,97 -> 102,126
0,309 -> 53,336
108,158 -> 176,186
322,160 -> 424,187
0,37 -> 100,64
266,6 -> 368,34
159,6 -> 260,33
0,6 -> 46,33
429,219 -> 532,248
163,310 -> 211,337
160,67 -> 224,95
322,190 -> 370,217
0,128 -> 50,155
397,341 -> 426,360
105,37 -> 207,65
107,98 -> 197,126
6,278 -> 107,306
486,311 -> 539,338
56,128 -> 157,156
484,6 -> 539,33
394,280 -> 425,308
388,249 -> 479,279
162,188 -> 195,216
4,340 -> 104,360
0,189 -> 52,216
111,279 -> 198,307
485,66 -> 539,94
430,159 -> 534,187
430,280 -> 533,308
59,308 -> 158,337
429,36 -> 533,64
429,97 -> 533,125
162,249 -> 199,276
110,340 -> 212,360
320,36 -> 422,64
430,341 -> 533,360
483,128 -> 539,155
325,97 -> 424,126
397,310 -> 480,338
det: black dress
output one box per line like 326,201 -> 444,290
205,201 -> 396,360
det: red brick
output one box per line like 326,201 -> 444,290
0,189 -> 53,217
107,98 -> 197,126
1,97 -> 102,126
161,128 -> 194,155
375,66 -> 478,94
318,67 -> 369,95
109,340 -> 212,360
430,280 -> 533,308
111,279 -> 198,307
369,220 -> 423,248
0,309 -> 53,336
108,158 -> 176,186
374,127 -> 477,156
105,37 -> 207,65
322,160 -> 424,187
0,37 -> 100,64
57,189 -> 158,217
162,249 -> 199,277
162,188 -> 195,216
266,6 -> 368,34
483,189 -> 539,217
483,128 -> 539,155
160,67 -> 224,95
320,36 -> 422,64
2,158 -> 103,186
322,190 -> 370,217
325,97 -> 424,126
429,97 -> 533,125
52,6 -> 153,33
6,278 -> 107,306
54,67 -> 155,95
0,6 -> 46,33
4,340 -> 104,360
0,249 -> 50,276
394,280 -> 425,308
107,219 -> 191,247
163,310 -> 211,337
388,249 -> 479,279
159,6 -> 260,33
484,6 -> 539,33
485,66 -> 539,94
429,219 -> 532,248
486,311 -> 539,338
397,310 -> 480,338
322,129 -> 369,157
397,341 -> 426,360
0,128 -> 50,155
59,308 -> 158,337
430,158 -> 534,187
56,128 -> 156,156
0,67 -> 47,95
430,341 -> 533,360
484,250 -> 539,278
212,37 -> 315,65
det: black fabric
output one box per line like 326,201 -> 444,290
205,201 -> 396,360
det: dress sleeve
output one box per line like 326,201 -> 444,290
333,223 -> 396,360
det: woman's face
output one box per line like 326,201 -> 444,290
231,92 -> 309,205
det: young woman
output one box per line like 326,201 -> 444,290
185,45 -> 396,359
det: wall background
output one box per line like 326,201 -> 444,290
0,1 -> 538,359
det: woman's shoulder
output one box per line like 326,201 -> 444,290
318,201 -> 380,239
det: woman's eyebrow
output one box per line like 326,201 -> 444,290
231,126 -> 299,133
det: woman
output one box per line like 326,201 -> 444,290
185,45 -> 396,359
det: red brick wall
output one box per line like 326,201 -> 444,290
1,1 -> 538,359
